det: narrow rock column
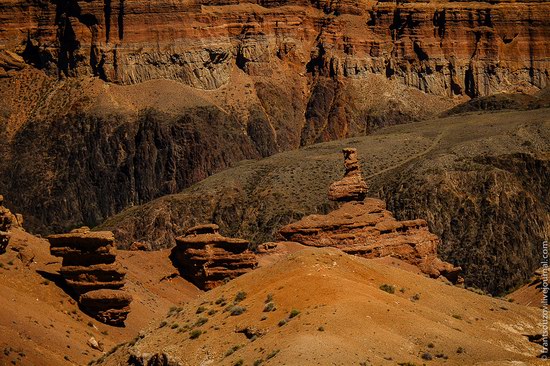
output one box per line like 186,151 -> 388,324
328,148 -> 368,201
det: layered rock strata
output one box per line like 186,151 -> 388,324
2,0 -> 549,234
279,198 -> 461,281
328,148 -> 368,201
1,0 -> 548,96
48,228 -> 131,325
171,224 -> 258,290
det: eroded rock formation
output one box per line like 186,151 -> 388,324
171,224 -> 258,290
279,198 -> 461,281
48,228 -> 131,325
280,150 -> 461,281
0,195 -> 23,253
328,148 -> 368,201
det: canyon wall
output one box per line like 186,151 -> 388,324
2,0 -> 548,96
0,0 -> 549,232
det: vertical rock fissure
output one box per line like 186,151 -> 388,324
104,0 -> 111,43
118,0 -> 124,40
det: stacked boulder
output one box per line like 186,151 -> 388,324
279,148 -> 461,282
171,224 -> 258,290
48,227 -> 132,325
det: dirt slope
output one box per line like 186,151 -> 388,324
92,248 -> 544,366
0,229 -> 201,366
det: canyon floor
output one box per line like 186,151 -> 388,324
88,249 -> 544,366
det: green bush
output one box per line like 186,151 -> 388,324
195,317 -> 208,326
266,350 -> 280,359
189,330 -> 202,339
289,309 -> 300,318
234,291 -> 247,303
379,284 -> 395,294
225,345 -> 241,357
230,306 -> 246,316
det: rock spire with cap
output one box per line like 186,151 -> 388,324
328,148 -> 368,202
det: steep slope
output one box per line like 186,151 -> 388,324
1,0 -> 549,233
91,248 -> 544,366
0,228 -> 201,366
100,108 -> 550,295
507,269 -> 544,307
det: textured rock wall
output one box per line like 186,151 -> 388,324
379,152 -> 550,295
1,0 -> 548,96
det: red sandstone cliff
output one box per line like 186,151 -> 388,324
1,0 -> 548,96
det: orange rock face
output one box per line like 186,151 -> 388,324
48,228 -> 132,325
0,0 -> 548,96
279,198 -> 461,281
171,224 -> 258,290
328,148 -> 368,202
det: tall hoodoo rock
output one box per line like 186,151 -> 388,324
328,148 -> 368,202
48,228 -> 132,325
171,224 -> 258,290
279,150 -> 461,282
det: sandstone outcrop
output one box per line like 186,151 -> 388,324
328,148 -> 368,202
279,198 -> 461,281
48,228 -> 131,325
171,224 -> 258,290
0,194 -> 22,253
280,148 -> 461,281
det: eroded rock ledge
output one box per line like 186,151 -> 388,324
171,224 -> 258,290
